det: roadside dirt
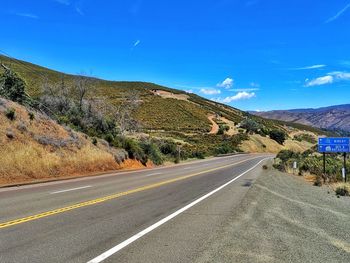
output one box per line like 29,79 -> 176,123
196,162 -> 350,263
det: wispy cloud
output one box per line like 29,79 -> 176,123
230,88 -> 259,92
294,64 -> 326,70
215,92 -> 256,103
217,77 -> 234,89
325,3 -> 350,23
54,0 -> 70,5
133,40 -> 141,47
75,6 -> 84,15
305,76 -> 333,87
15,13 -> 39,19
200,88 -> 221,95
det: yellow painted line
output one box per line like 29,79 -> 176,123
0,157 -> 259,230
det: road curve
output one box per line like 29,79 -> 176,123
0,154 -> 271,263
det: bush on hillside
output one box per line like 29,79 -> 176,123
240,119 -> 262,134
140,141 -> 164,165
122,138 -> 148,165
276,150 -> 300,163
269,130 -> 287,145
0,68 -> 27,104
335,185 -> 350,196
5,108 -> 16,121
294,133 -> 317,144
217,124 -> 229,135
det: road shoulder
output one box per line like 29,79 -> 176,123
196,161 -> 350,263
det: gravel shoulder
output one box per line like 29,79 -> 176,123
197,161 -> 350,263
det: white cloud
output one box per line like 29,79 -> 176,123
216,92 -> 256,103
133,40 -> 141,47
305,71 -> 350,87
185,90 -> 193,94
15,13 -> 39,19
295,64 -> 326,70
326,3 -> 350,23
217,78 -> 234,89
328,71 -> 350,80
200,88 -> 221,95
305,75 -> 334,87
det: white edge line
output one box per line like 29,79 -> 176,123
50,185 -> 92,195
144,172 -> 162,177
87,157 -> 271,263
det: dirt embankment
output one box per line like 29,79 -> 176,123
197,163 -> 350,263
0,98 -> 151,186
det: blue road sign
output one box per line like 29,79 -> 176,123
318,137 -> 350,145
318,137 -> 350,153
318,144 -> 350,153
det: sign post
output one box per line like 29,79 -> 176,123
344,153 -> 347,183
318,137 -> 350,183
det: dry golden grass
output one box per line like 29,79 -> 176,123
240,134 -> 314,153
0,99 -> 148,186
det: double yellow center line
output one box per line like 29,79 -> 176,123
0,157 -> 258,229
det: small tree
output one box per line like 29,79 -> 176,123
0,66 -> 27,103
73,73 -> 95,112
270,130 -> 287,145
240,119 -> 262,134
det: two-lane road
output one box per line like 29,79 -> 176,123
0,154 -> 272,263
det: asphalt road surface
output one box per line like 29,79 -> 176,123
0,154 -> 271,263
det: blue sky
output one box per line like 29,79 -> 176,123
1,0 -> 350,111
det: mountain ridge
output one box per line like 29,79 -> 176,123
252,104 -> 350,133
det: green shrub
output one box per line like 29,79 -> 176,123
293,134 -> 317,144
217,124 -> 229,135
240,119 -> 262,134
104,133 -> 114,145
123,138 -> 147,165
92,137 -> 98,145
28,111 -> 35,121
335,186 -> 349,196
5,108 -> 16,120
140,141 -> 164,165
159,140 -> 177,156
269,130 -> 287,145
0,68 -> 27,104
276,150 -> 299,163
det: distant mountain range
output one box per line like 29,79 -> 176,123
251,104 -> 350,133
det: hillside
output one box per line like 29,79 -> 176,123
0,97 -> 150,186
0,54 -> 326,158
252,104 -> 350,133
